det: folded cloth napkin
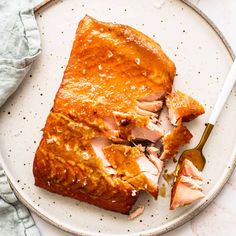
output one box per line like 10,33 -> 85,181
0,0 -> 42,235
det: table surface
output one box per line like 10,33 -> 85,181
32,0 -> 236,235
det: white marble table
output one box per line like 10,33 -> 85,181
32,0 -> 236,235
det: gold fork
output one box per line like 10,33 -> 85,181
174,60 -> 236,178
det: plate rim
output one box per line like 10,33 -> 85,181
0,0 -> 235,235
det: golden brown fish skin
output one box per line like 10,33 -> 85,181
166,91 -> 205,125
160,120 -> 193,160
33,113 -> 139,214
53,16 -> 176,132
33,16 -> 176,213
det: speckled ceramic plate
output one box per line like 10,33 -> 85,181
0,0 -> 235,235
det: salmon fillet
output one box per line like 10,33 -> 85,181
33,16 -> 204,214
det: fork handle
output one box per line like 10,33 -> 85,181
208,60 -> 236,125
196,123 -> 214,150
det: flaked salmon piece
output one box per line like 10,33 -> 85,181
137,100 -> 163,113
159,106 -> 173,134
146,146 -> 163,171
180,176 -> 203,190
135,107 -> 157,117
166,91 -> 205,125
103,116 -> 126,143
131,122 -> 164,142
181,159 -> 203,181
170,159 -> 204,210
112,111 -> 152,141
104,116 -> 118,130
112,111 -> 163,142
146,146 -> 160,156
91,137 -> 112,167
170,175 -> 204,210
137,154 -> 163,190
160,120 -> 192,160
137,154 -> 159,175
139,146 -> 164,196
128,205 -> 145,220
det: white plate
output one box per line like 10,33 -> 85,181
0,0 -> 236,235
